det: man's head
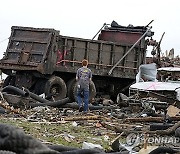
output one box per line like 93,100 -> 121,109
82,59 -> 88,66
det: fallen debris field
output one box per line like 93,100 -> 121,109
0,85 -> 179,154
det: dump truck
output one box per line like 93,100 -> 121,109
0,21 -> 157,101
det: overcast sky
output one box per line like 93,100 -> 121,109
0,0 -> 179,58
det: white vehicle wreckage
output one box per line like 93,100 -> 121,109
129,63 -> 180,107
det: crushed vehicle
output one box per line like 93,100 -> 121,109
129,65 -> 180,107
0,20 -> 159,101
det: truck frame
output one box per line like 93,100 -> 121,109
0,21 -> 156,101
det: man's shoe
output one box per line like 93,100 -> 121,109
82,111 -> 88,115
78,106 -> 83,112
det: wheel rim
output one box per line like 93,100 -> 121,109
45,76 -> 67,101
50,84 -> 61,96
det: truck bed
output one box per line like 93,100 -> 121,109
0,25 -> 148,79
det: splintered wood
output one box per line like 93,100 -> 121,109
0,92 -> 25,117
146,121 -> 180,135
0,100 -> 25,117
99,121 -> 141,134
124,116 -> 180,122
167,105 -> 180,117
61,115 -> 102,121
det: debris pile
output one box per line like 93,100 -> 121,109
0,84 -> 179,154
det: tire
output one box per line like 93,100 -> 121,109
89,81 -> 96,101
67,78 -> 77,101
149,146 -> 178,154
67,78 -> 96,102
33,79 -> 46,95
0,123 -> 57,154
3,75 -> 15,88
44,76 -> 67,101
0,151 -> 16,154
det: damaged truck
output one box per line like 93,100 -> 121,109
0,21 -> 158,101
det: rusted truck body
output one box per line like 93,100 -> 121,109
0,22 -> 155,100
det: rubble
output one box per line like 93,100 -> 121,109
0,21 -> 180,153
0,79 -> 179,153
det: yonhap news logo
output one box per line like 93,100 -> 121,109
126,133 -> 179,147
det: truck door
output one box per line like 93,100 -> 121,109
0,26 -> 59,74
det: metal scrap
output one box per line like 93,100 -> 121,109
0,82 -> 179,153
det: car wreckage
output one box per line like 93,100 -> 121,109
129,64 -> 180,108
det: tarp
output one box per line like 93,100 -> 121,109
136,63 -> 157,82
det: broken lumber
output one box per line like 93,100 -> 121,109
100,121 -> 140,134
0,100 -> 25,117
29,98 -> 71,108
147,121 -> 180,135
61,115 -> 102,121
124,116 -> 180,123
62,102 -> 117,110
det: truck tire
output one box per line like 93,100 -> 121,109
89,81 -> 97,101
67,78 -> 77,101
33,79 -> 47,95
67,78 -> 96,102
0,151 -> 16,154
0,123 -> 58,154
3,75 -> 15,88
44,76 -> 67,101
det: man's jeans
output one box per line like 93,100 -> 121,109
77,90 -> 89,112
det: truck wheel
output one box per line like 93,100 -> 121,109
0,151 -> 16,154
33,79 -> 47,95
67,78 -> 96,102
89,81 -> 96,101
44,76 -> 67,101
67,78 -> 77,101
3,75 -> 15,87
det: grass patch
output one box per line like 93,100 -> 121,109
0,115 -> 115,151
